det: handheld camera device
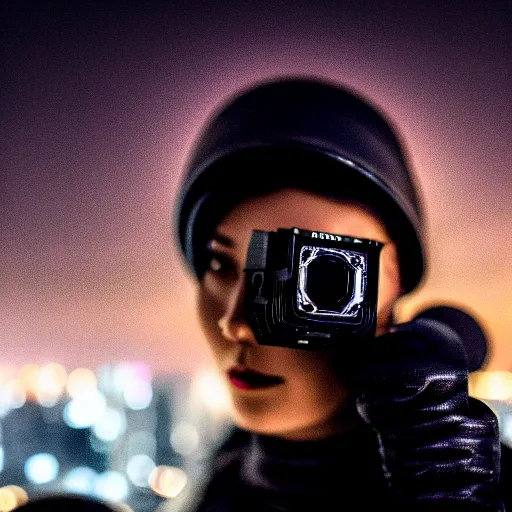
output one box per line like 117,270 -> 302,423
244,227 -> 383,349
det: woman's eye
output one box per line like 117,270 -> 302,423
209,256 -> 223,272
207,253 -> 237,277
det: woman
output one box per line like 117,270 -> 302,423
160,77 -> 507,511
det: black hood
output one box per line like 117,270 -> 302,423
175,76 -> 427,294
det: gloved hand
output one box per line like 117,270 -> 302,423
350,316 -> 504,511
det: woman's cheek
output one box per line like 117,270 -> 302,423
196,280 -> 223,336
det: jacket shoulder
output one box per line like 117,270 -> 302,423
500,442 -> 512,507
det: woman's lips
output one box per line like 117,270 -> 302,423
227,367 -> 284,390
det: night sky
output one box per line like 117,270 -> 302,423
1,2 -> 511,376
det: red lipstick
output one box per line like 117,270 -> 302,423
227,367 -> 283,390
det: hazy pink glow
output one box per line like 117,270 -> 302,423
1,4 -> 510,376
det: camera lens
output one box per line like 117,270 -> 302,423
305,255 -> 353,310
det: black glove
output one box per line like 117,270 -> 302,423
350,316 -> 504,511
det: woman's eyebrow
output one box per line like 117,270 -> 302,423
210,232 -> 234,248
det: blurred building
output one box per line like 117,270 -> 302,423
0,362 -> 233,512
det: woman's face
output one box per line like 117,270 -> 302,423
196,188 -> 402,440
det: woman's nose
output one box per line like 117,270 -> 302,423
217,279 -> 257,344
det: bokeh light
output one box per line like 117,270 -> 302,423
0,379 -> 26,416
94,470 -> 129,502
123,380 -> 153,411
126,454 -> 156,487
92,407 -> 126,442
63,390 -> 107,429
24,453 -> 59,484
63,466 -> 99,495
113,362 -> 152,391
149,465 -> 187,499
37,362 -> 67,407
18,364 -> 41,401
67,368 -> 98,398
0,486 -> 29,511
170,422 -> 200,456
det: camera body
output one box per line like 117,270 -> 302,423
244,227 -> 383,349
